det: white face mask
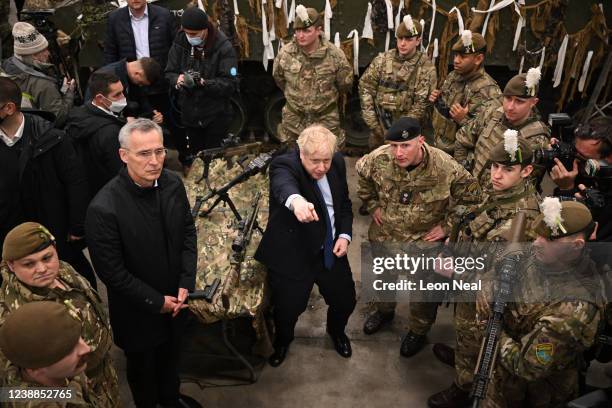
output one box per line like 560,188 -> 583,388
102,95 -> 128,113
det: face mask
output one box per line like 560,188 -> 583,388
102,96 -> 128,113
187,35 -> 203,47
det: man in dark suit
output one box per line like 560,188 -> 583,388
255,125 -> 356,367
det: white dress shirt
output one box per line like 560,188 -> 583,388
0,113 -> 25,147
130,6 -> 150,59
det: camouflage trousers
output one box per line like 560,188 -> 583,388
277,105 -> 345,147
454,300 -> 486,391
482,365 -> 579,408
89,355 -> 121,407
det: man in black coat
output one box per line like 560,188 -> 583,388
165,7 -> 238,172
255,125 -> 356,367
85,119 -> 198,408
0,77 -> 94,288
65,71 -> 126,199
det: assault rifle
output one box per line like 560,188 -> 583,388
194,140 -> 264,185
220,192 -> 262,309
374,103 -> 393,131
471,212 -> 527,408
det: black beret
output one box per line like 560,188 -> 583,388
385,117 -> 421,142
182,7 -> 209,31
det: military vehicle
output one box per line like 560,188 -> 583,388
15,0 -> 612,146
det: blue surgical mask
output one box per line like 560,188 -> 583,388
187,35 -> 203,47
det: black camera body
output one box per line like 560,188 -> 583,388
534,141 -> 576,172
181,69 -> 202,89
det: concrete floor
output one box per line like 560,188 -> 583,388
100,154 -> 611,408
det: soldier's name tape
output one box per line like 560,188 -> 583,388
0,387 -> 77,402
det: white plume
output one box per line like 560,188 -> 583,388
296,4 -> 309,23
403,15 -> 415,35
540,197 -> 564,236
503,129 -> 519,161
461,29 -> 472,47
525,67 -> 541,96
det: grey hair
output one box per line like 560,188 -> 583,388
118,118 -> 163,149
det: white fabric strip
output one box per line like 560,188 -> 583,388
288,0 -> 296,28
362,3 -> 374,40
472,0 -> 514,14
512,2 -> 524,51
385,31 -> 391,51
233,0 -> 239,14
481,0 -> 496,36
428,0 -> 436,46
395,0 -> 405,31
433,38 -> 439,62
553,34 -> 569,88
419,19 -> 426,51
385,0 -> 394,30
261,1 -> 275,70
448,7 -> 464,34
538,46 -> 546,69
578,50 -> 594,92
334,32 -> 341,48
324,0 -> 333,41
347,29 -> 360,75
197,0 -> 205,11
518,55 -> 525,74
275,0 -> 283,8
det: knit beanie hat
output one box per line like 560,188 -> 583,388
12,22 -> 49,56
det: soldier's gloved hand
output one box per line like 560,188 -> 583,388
450,103 -> 469,124
429,89 -> 441,103
372,207 -> 383,226
293,197 -> 319,223
550,158 -> 578,190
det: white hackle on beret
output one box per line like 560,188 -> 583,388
296,4 -> 309,23
403,15 -> 416,35
540,197 -> 566,236
503,129 -> 519,161
461,30 -> 473,47
525,67 -> 541,96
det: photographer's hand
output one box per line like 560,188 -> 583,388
550,158 -> 578,190
176,74 -> 185,88
152,110 -> 163,124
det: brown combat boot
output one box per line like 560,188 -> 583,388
432,343 -> 455,367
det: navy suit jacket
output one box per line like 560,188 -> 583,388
255,149 -> 353,279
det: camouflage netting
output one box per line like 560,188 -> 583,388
183,154 -> 273,356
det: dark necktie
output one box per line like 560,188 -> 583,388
313,179 -> 335,270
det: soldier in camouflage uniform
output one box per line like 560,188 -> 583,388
273,5 -> 353,146
430,31 -> 502,156
356,117 -> 481,357
0,301 -> 105,407
0,222 -> 120,407
358,15 -> 437,150
455,68 -> 550,190
482,200 -> 604,407
428,137 -> 541,408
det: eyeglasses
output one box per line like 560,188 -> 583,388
125,148 -> 168,159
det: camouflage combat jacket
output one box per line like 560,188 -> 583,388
455,105 -> 550,189
358,49 -> 437,130
3,366 -> 102,407
493,253 -> 603,402
272,38 -> 353,143
356,143 -> 481,242
0,261 -> 120,407
432,67 -> 502,155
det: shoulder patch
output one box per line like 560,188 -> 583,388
535,342 -> 554,365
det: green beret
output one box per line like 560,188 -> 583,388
396,15 -> 422,38
451,31 -> 486,54
504,68 -> 541,97
294,5 -> 321,29
534,199 -> 593,239
489,135 -> 533,166
2,222 -> 56,262
385,117 -> 421,142
0,302 -> 81,369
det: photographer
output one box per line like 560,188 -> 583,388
2,22 -> 75,127
550,116 -> 612,241
165,7 -> 238,175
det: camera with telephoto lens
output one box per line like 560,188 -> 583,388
533,113 -> 577,172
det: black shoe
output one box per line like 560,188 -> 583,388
177,394 -> 203,408
363,311 -> 395,335
329,332 -> 352,358
432,343 -> 455,367
400,331 -> 427,358
268,345 -> 289,367
359,202 -> 369,216
427,383 -> 470,408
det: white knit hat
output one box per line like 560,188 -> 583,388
12,22 -> 49,56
